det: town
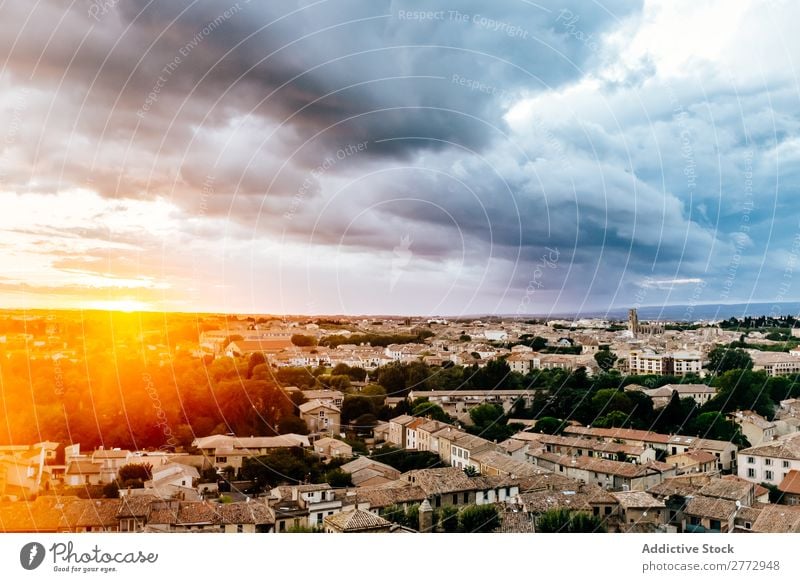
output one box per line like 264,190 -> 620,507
1,307 -> 800,533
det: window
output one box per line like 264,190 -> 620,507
604,506 -> 612,515
747,468 -> 755,478
216,456 -> 227,463
747,457 -> 755,464
710,520 -> 721,531
463,492 -> 468,503
765,458 -> 772,466
452,494 -> 458,505
783,461 -> 790,468
435,496 -> 441,508
765,470 -> 774,481
236,524 -> 243,533
745,522 -> 751,529
593,507 -> 599,516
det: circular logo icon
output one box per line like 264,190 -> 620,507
20,542 -> 46,570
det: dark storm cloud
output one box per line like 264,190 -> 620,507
5,0 -> 800,313
0,0 -> 641,197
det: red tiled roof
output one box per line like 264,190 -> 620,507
778,470 -> 800,495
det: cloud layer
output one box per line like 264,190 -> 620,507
1,0 -> 799,316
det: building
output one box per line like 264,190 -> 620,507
313,437 -> 352,460
387,415 -> 415,448
611,491 -> 667,532
730,410 -> 777,446
527,450 -> 676,491
270,484 -> 343,529
642,383 -> 716,408
299,400 -> 341,435
628,350 -> 702,376
405,418 -> 428,451
563,426 -> 737,471
91,449 -> 132,483
738,433 -> 800,486
628,308 -> 663,337
64,461 -> 104,487
470,450 -> 544,478
683,495 -> 738,533
415,420 -> 449,453
402,467 -> 520,509
778,470 -> 800,505
517,481 -> 618,530
300,389 -> 344,408
223,337 -> 294,358
665,450 -> 717,474
536,434 -> 656,464
506,352 -> 537,373
142,463 -> 199,499
340,457 -> 400,487
324,508 -> 392,533
192,434 -> 310,472
749,350 -> 800,377
406,389 -> 541,415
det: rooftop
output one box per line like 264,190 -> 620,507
684,495 -> 737,522
739,433 -> 800,460
778,470 -> 800,495
324,508 -> 391,532
611,491 -> 665,509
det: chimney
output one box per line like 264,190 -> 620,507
419,498 -> 433,533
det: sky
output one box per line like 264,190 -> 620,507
0,0 -> 799,317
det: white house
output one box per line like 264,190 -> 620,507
738,433 -> 800,486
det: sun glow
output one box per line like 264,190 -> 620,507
82,299 -> 153,312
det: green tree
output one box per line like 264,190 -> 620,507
593,410 -> 632,428
412,401 -> 451,422
380,504 -> 408,526
706,369 -> 773,417
370,445 -> 443,472
241,448 -> 316,489
469,403 -> 505,427
247,352 -> 267,379
591,389 -> 633,415
536,508 -> 606,532
654,391 -> 696,434
278,415 -> 309,435
438,505 -> 459,532
291,334 -> 318,347
690,412 -> 748,445
533,417 -> 564,435
102,482 -> 119,498
324,468 -> 353,487
341,395 -> 377,424
117,463 -> 153,483
459,504 -> 500,533
594,349 -> 618,371
377,362 -> 407,396
707,346 -> 753,373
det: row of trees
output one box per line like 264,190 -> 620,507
379,503 -> 500,533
